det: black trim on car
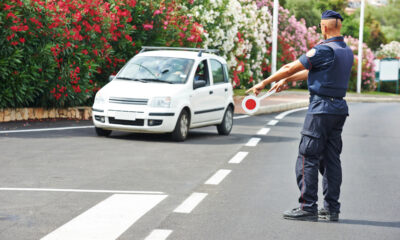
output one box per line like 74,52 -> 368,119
92,108 -> 104,112
194,107 -> 224,115
149,112 -> 175,116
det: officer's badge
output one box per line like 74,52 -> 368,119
306,49 -> 316,58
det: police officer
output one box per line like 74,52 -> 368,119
246,10 -> 354,221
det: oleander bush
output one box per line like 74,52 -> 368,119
376,41 -> 400,59
344,36 -> 376,91
0,0 -> 197,108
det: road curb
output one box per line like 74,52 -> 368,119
345,97 -> 400,103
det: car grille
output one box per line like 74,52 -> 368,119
108,117 -> 145,126
109,97 -> 148,105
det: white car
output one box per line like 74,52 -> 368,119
92,47 -> 235,141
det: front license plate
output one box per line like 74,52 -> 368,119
115,111 -> 136,121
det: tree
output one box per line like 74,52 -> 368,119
284,0 -> 320,28
315,0 -> 347,15
365,0 -> 400,42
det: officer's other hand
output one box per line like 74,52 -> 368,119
269,79 -> 289,93
245,82 -> 265,96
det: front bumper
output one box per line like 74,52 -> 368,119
92,108 -> 178,133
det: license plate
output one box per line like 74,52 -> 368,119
114,111 -> 136,121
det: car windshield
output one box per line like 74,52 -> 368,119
116,56 -> 194,84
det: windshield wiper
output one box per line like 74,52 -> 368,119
116,77 -> 148,83
131,63 -> 157,78
144,78 -> 174,84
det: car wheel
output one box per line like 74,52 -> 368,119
171,110 -> 189,141
95,127 -> 112,137
217,106 -> 233,135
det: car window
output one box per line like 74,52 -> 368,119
194,60 -> 210,86
210,59 -> 225,84
117,56 -> 194,84
223,64 -> 230,83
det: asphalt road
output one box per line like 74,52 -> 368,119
0,102 -> 399,240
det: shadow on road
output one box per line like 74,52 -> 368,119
274,121 -> 303,128
323,219 -> 400,229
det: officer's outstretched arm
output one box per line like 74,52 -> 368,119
285,70 -> 309,83
269,70 -> 309,93
246,60 -> 305,95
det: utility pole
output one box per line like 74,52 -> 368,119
271,0 -> 279,86
357,0 -> 365,94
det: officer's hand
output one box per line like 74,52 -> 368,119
269,79 -> 289,93
245,82 -> 266,96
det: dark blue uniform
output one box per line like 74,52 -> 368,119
296,36 -> 354,213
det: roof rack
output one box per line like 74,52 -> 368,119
140,46 -> 219,57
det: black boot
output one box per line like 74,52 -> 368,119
283,208 -> 318,221
318,208 -> 339,221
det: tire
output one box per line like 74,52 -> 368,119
217,106 -> 233,135
95,127 -> 112,137
171,110 -> 190,141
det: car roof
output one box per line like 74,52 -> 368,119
137,50 -> 227,64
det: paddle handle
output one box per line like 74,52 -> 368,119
258,89 -> 276,100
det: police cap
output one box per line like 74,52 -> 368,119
321,10 -> 343,21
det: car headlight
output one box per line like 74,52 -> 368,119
94,92 -> 106,105
150,97 -> 171,108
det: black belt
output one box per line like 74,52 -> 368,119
310,94 -> 343,101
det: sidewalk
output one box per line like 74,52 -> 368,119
233,91 -> 400,115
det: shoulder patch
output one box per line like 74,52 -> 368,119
306,49 -> 316,58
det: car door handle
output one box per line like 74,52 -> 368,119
225,88 -> 228,92
209,91 -> 213,95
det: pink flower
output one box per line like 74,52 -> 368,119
143,24 -> 153,31
153,10 -> 162,16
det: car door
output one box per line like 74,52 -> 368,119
190,59 -> 217,124
209,59 -> 230,120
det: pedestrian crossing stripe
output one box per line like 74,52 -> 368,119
41,194 -> 167,240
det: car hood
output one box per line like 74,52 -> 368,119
102,79 -> 187,99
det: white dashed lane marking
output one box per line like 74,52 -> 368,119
267,119 -> 279,126
245,137 -> 261,147
257,127 -> 271,135
144,229 -> 173,240
229,151 -> 248,164
173,192 -> 208,214
41,194 -> 167,240
205,169 -> 232,185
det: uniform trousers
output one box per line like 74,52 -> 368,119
296,113 -> 347,213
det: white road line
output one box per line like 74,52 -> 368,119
173,192 -> 208,214
145,229 -> 173,240
257,127 -> 271,135
0,126 -> 94,134
233,115 -> 250,120
41,194 -> 167,240
275,107 -> 308,120
267,119 -> 279,126
229,151 -> 248,164
245,137 -> 261,147
0,188 -> 165,195
205,169 -> 232,185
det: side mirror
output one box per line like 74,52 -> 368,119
109,75 -> 115,82
194,80 -> 206,89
